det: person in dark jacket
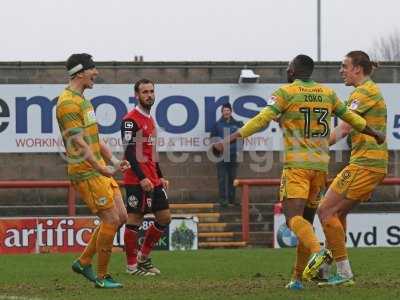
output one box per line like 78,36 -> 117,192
210,103 -> 244,207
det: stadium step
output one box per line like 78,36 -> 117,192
198,231 -> 242,243
170,203 -> 215,210
194,212 -> 220,223
170,203 -> 216,214
170,202 -> 246,248
169,202 -> 249,248
198,231 -> 235,238
198,241 -> 247,248
198,222 -> 228,232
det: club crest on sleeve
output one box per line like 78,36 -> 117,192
124,121 -> 134,129
349,100 -> 359,110
96,197 -> 107,206
267,95 -> 277,106
86,110 -> 96,124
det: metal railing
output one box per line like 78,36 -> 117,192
0,180 -> 122,216
234,177 -> 400,243
1,177 -> 399,242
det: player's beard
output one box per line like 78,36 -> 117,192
287,73 -> 294,83
140,98 -> 154,110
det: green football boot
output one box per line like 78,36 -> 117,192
95,275 -> 123,289
302,249 -> 333,281
318,273 -> 355,287
72,260 -> 96,282
285,279 -> 304,290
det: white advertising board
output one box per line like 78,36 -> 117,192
274,213 -> 400,248
0,84 -> 399,152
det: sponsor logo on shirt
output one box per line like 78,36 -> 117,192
124,121 -> 134,129
96,197 -> 107,206
127,195 -> 139,208
267,95 -> 277,106
86,110 -> 96,124
349,100 -> 359,110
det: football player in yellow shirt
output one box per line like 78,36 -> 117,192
213,54 -> 385,290
311,51 -> 388,287
56,53 -> 129,288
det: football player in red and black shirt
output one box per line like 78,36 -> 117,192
121,79 -> 170,276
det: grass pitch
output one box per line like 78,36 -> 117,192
0,248 -> 399,300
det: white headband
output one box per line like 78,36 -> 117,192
68,64 -> 84,76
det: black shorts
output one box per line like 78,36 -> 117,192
125,184 -> 169,214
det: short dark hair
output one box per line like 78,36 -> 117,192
346,50 -> 378,75
66,53 -> 95,76
292,54 -> 314,78
134,78 -> 154,93
221,102 -> 232,111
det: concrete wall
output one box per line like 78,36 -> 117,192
1,61 -> 400,84
1,61 -> 399,205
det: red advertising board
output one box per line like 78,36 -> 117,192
0,217 -> 98,254
0,218 -> 38,254
0,216 -> 176,254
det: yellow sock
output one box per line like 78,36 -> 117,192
322,216 -> 347,261
96,223 -> 118,278
293,241 -> 310,280
339,215 -> 347,233
288,216 -> 320,254
79,225 -> 100,266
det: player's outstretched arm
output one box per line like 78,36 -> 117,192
361,126 -> 386,144
212,131 -> 242,153
212,106 -> 277,153
239,106 -> 276,138
339,109 -> 385,145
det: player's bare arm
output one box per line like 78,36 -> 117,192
212,104 -> 277,153
155,162 -> 168,190
329,121 -> 352,146
160,178 -> 169,190
139,178 -> 154,192
361,126 -> 385,145
99,140 -> 130,172
71,134 -> 115,177
340,110 -> 385,145
212,131 -> 242,153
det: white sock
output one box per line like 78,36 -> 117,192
320,263 -> 332,279
336,259 -> 353,278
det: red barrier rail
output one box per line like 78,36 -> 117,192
0,180 -> 124,216
2,178 -> 400,235
234,177 -> 400,243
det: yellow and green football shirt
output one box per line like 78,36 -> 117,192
239,79 -> 367,172
346,79 -> 388,173
56,87 -> 105,181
